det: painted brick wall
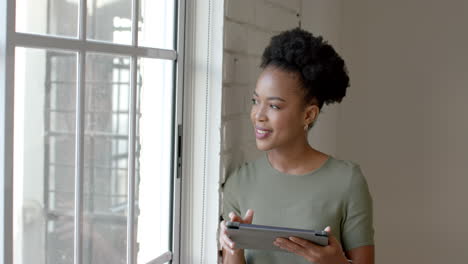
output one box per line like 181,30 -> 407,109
221,0 -> 301,183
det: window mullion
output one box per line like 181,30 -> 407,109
74,49 -> 85,264
74,0 -> 87,263
127,55 -> 138,264
172,0 -> 188,263
127,0 -> 139,263
1,0 -> 16,263
12,33 -> 178,61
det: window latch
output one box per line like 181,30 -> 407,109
177,124 -> 183,178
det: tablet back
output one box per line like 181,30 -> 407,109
226,222 -> 328,251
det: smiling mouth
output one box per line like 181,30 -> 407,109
255,127 -> 272,139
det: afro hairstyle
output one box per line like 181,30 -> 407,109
261,28 -> 349,109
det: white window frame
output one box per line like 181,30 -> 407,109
0,0 -> 187,263
179,0 -> 223,263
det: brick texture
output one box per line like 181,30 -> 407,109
221,0 -> 301,182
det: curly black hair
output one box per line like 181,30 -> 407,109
261,28 -> 349,109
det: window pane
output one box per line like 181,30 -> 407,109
16,0 -> 79,37
136,58 -> 174,263
87,0 -> 132,45
139,0 -> 176,49
14,47 -> 77,264
83,53 -> 130,264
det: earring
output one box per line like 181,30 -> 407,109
304,124 -> 308,131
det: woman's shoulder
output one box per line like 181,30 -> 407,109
328,156 -> 360,171
323,157 -> 371,201
326,156 -> 366,182
224,156 -> 266,183
234,156 -> 266,175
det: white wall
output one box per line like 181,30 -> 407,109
301,0 -> 343,157
339,0 -> 468,263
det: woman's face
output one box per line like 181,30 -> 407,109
250,66 -> 317,151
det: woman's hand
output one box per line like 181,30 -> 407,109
274,226 -> 349,264
219,209 -> 254,257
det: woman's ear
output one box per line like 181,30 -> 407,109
304,104 -> 320,125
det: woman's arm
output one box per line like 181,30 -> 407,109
220,210 -> 254,264
346,245 -> 374,264
222,248 -> 246,264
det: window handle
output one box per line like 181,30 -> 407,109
146,251 -> 172,264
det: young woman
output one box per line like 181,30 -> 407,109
219,28 -> 375,264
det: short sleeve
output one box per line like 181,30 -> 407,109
221,169 -> 241,221
341,165 -> 375,251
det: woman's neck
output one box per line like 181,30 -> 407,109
267,143 -> 328,175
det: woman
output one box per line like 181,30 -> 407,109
219,28 -> 375,264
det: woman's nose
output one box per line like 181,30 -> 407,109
254,105 -> 267,122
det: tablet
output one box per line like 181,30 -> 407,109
225,221 -> 328,251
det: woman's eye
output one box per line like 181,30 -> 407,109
270,105 -> 280,110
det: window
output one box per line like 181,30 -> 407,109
1,0 -> 184,263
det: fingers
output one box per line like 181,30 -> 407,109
243,209 -> 254,224
220,239 -> 235,255
222,234 -> 235,249
228,209 -> 254,224
289,236 -> 322,251
229,212 -> 242,222
274,226 -> 346,263
220,236 -> 236,254
323,226 -> 341,248
220,209 -> 254,257
274,237 -> 308,257
219,220 -> 236,255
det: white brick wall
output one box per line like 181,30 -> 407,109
225,0 -> 255,24
221,0 -> 301,183
222,85 -> 247,116
223,20 -> 248,52
255,0 -> 299,32
266,0 -> 301,13
247,28 -> 271,56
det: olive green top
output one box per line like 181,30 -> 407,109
222,154 -> 374,264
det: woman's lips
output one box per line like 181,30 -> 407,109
255,127 -> 272,139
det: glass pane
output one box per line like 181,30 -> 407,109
83,53 -> 130,263
136,58 -> 174,263
87,0 -> 132,45
14,47 -> 77,264
139,0 -> 176,49
16,0 -> 79,37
